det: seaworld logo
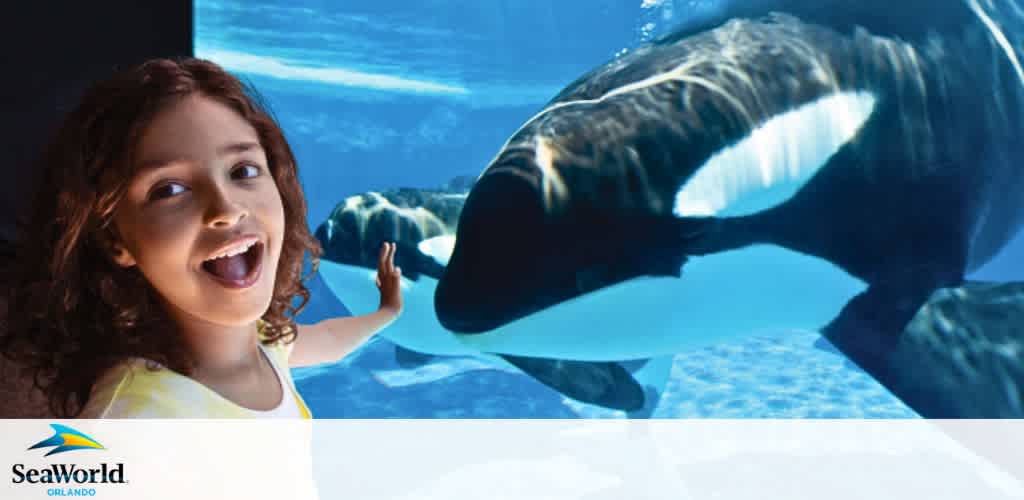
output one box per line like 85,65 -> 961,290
28,424 -> 105,457
11,424 -> 127,495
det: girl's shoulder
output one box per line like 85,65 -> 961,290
79,321 -> 304,419
78,359 -> 189,418
77,358 -> 262,419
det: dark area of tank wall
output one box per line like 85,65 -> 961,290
0,1 -> 193,417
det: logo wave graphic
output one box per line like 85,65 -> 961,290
28,424 -> 105,457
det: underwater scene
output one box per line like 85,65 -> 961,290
196,0 -> 1024,418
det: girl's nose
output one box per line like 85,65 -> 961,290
203,185 -> 248,228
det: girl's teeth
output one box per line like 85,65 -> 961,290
209,241 -> 256,261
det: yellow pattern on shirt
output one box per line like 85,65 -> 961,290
78,337 -> 312,419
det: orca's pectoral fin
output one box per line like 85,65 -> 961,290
617,358 -> 652,373
393,345 -> 436,368
620,357 -> 673,418
499,354 -> 646,412
625,384 -> 663,419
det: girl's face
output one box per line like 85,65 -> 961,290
111,94 -> 286,329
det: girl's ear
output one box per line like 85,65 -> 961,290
101,227 -> 136,267
109,241 -> 137,268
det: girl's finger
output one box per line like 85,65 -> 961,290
378,241 -> 389,270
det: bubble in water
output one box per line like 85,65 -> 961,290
640,21 -> 657,41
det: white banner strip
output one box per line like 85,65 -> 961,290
1,420 -> 1022,500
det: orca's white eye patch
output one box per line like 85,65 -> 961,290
674,90 -> 877,218
418,235 -> 457,266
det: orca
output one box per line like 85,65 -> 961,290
434,1 -> 1024,417
315,180 -> 674,414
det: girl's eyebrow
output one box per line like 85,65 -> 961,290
136,141 -> 264,173
217,141 -> 263,157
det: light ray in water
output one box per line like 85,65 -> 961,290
968,0 -> 1024,89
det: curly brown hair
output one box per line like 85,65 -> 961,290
0,58 -> 322,418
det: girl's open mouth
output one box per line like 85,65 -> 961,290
201,241 -> 264,289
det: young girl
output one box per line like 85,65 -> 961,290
1,57 -> 403,418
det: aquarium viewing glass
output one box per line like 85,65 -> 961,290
194,0 -> 1024,418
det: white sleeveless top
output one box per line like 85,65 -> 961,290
252,344 -> 303,418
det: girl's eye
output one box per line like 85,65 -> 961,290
232,164 -> 262,180
148,182 -> 188,201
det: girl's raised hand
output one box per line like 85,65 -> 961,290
375,242 -> 403,315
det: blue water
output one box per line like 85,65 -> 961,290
195,0 -> 1020,418
291,329 -> 916,418
196,0 -> 648,226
